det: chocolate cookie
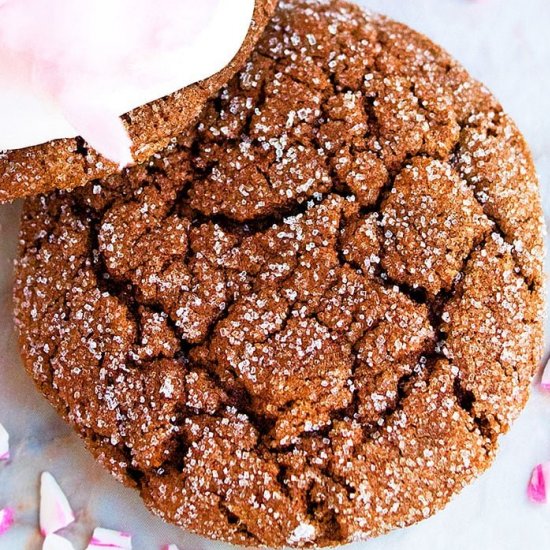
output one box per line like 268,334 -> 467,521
14,0 -> 544,547
0,0 -> 278,204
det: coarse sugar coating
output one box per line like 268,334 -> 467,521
14,0 -> 544,547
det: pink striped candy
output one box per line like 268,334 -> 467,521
0,507 -> 14,536
86,527 -> 132,549
0,422 -> 9,461
40,472 -> 75,536
527,462 -> 550,504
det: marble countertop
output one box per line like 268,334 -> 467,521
1,0 -> 549,548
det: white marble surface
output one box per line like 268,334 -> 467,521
1,0 -> 549,549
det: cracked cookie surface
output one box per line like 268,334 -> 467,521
14,0 -> 544,547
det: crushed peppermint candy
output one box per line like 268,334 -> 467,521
40,472 -> 75,536
86,527 -> 132,550
43,533 -> 76,550
540,357 -> 550,391
527,462 -> 550,504
162,545 -> 180,550
0,422 -> 9,461
0,507 -> 15,536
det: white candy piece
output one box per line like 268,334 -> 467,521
39,472 -> 75,536
0,422 -> 9,461
541,357 -> 550,390
164,545 -> 180,550
43,533 -> 76,550
86,527 -> 132,550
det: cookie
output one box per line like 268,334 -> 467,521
0,0 -> 278,204
14,0 -> 544,547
